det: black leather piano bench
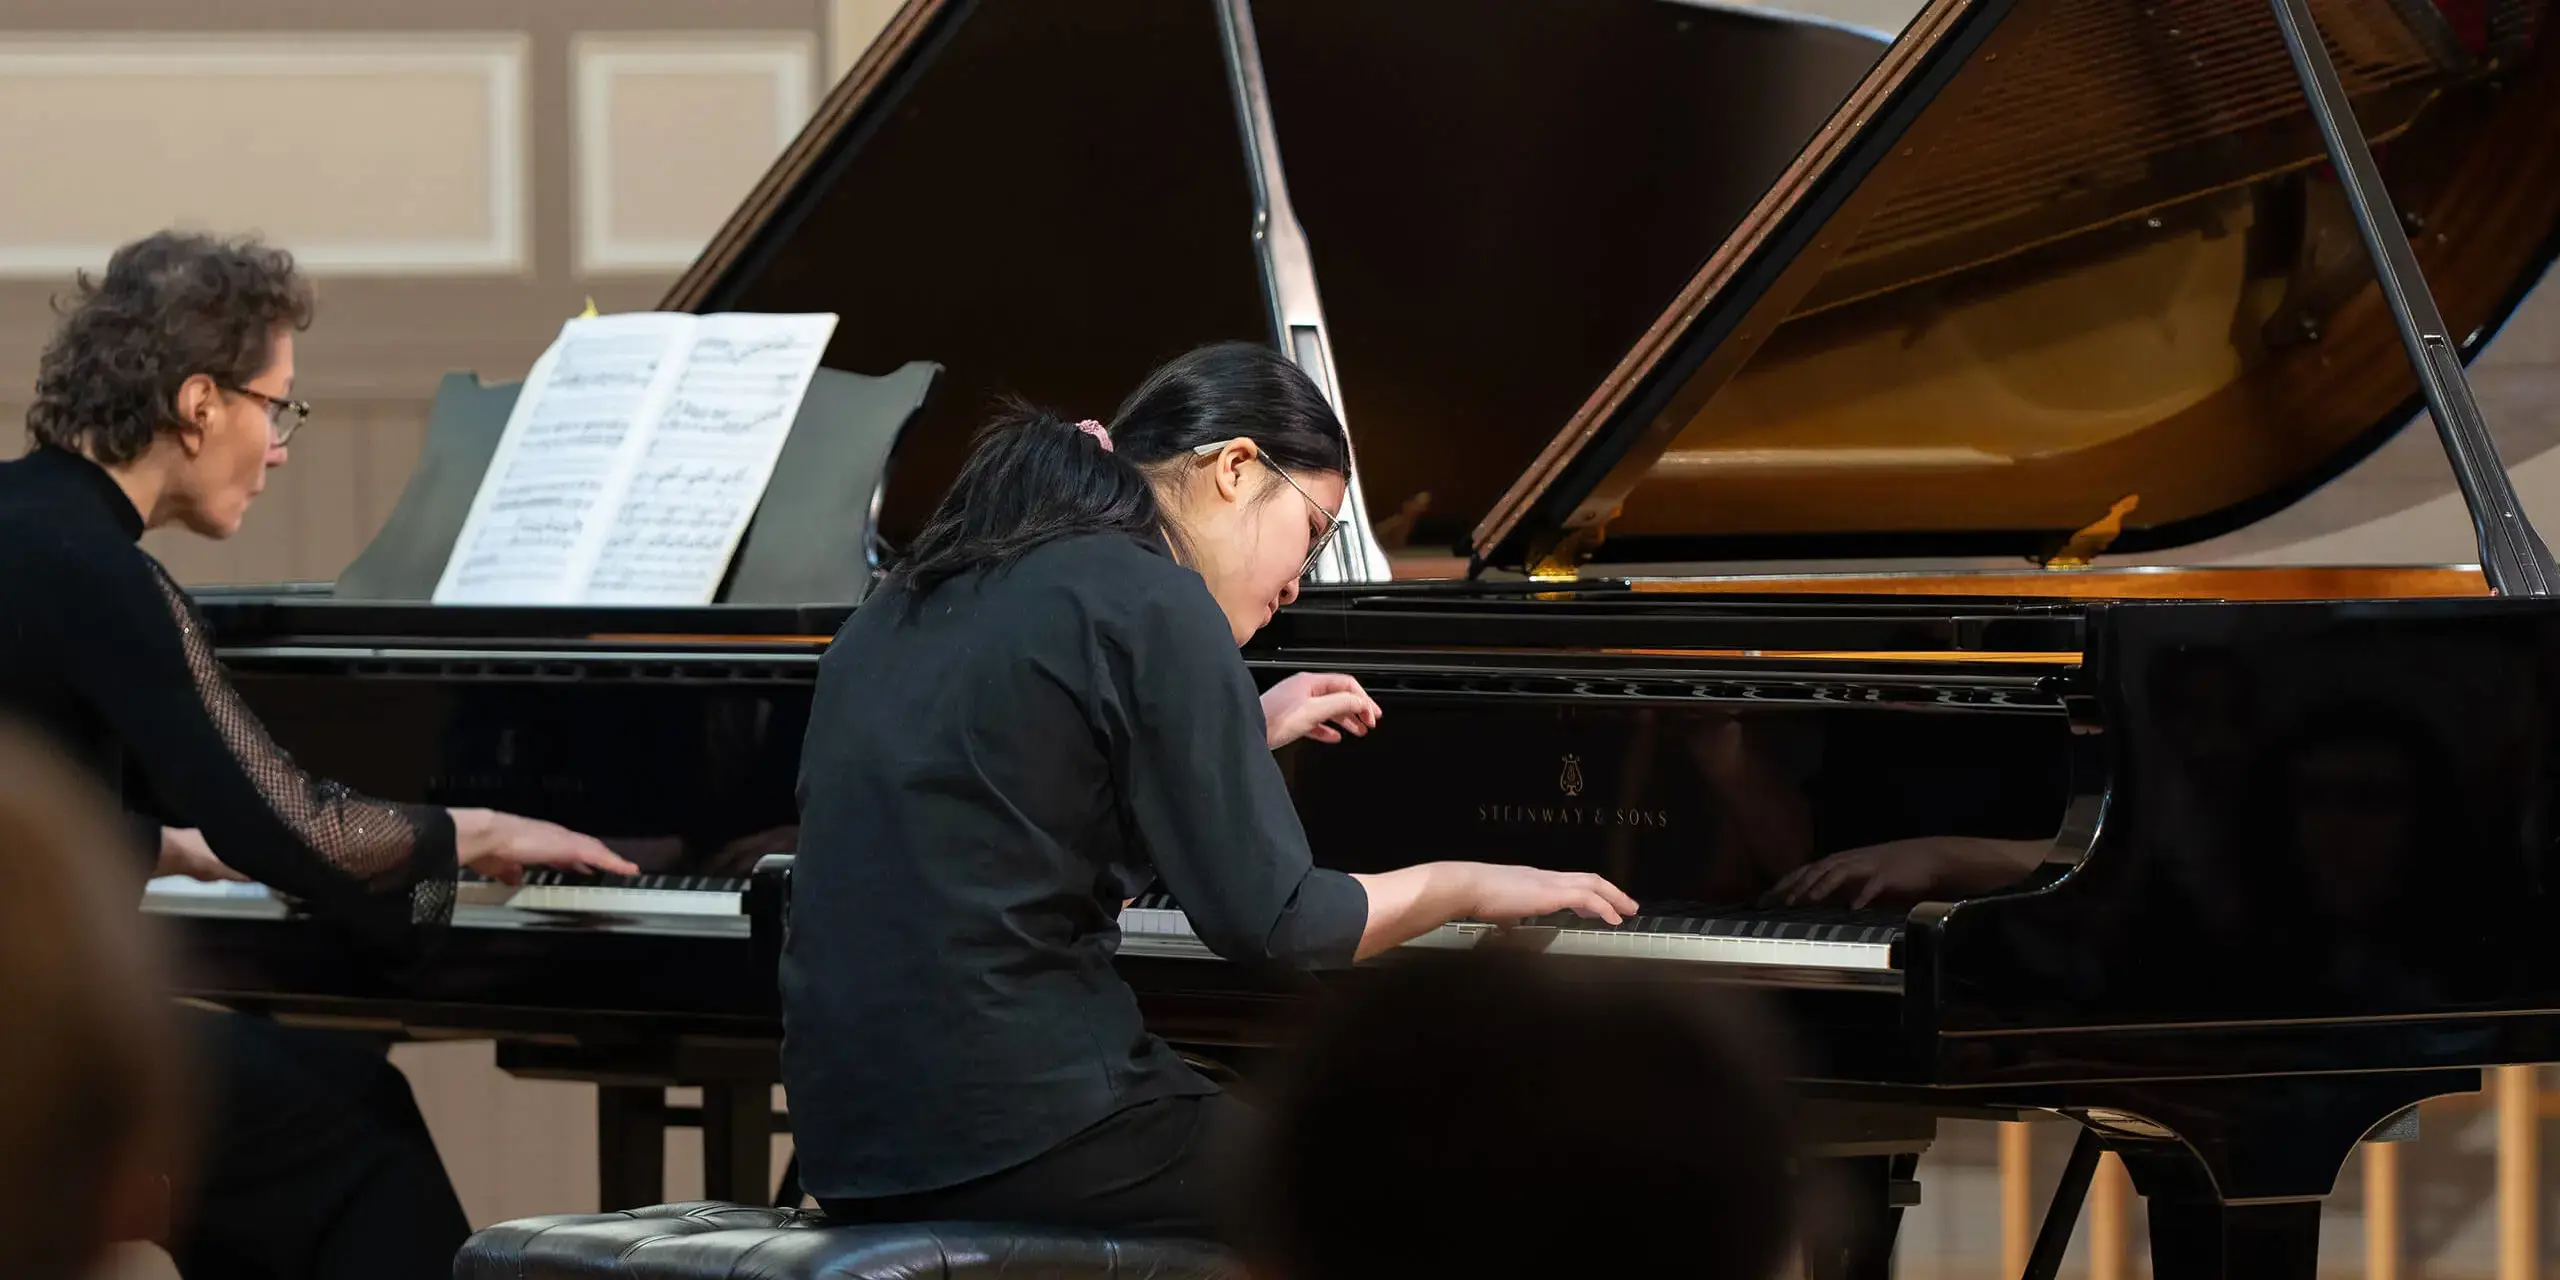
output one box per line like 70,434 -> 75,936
452,1201 -> 1244,1279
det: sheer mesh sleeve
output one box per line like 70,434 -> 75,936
145,568 -> 457,926
51,549 -> 458,942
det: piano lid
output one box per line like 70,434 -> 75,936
659,0 -> 1884,552
1474,0 -> 2560,576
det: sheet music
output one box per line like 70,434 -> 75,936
431,310 -> 838,606
585,315 -> 836,603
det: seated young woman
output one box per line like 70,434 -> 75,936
782,341 -> 1636,1239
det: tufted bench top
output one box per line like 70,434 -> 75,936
453,1201 -> 1244,1279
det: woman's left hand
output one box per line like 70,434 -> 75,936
1261,671 -> 1382,748
157,826 -> 248,883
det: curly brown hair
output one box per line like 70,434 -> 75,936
25,231 -> 315,465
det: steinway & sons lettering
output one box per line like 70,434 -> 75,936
1476,803 -> 1670,828
1470,752 -> 1671,828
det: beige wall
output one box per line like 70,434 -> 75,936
0,0 -> 863,582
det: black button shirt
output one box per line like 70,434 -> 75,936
783,532 -> 1367,1200
0,446 -> 456,949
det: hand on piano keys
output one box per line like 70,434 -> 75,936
1447,861 -> 1636,926
1343,860 -> 1632,962
155,826 -> 246,883
451,808 -> 641,884
1116,890 -> 1903,980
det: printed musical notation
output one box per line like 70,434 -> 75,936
432,310 -> 839,605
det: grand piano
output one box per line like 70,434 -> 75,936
144,1 -> 2560,1278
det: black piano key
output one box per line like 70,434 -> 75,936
1468,904 -> 1903,944
501,868 -> 746,893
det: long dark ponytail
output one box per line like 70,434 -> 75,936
892,341 -> 1349,599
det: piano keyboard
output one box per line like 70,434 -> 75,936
143,876 -> 1901,977
1119,893 -> 1900,975
465,870 -> 746,918
142,870 -> 750,920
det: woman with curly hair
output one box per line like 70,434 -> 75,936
1,230 -> 636,1279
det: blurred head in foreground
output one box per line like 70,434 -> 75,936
1244,950 -> 1798,1280
0,721 -> 183,1280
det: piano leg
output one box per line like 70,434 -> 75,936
701,1081 -> 778,1206
2142,1199 -> 2322,1280
500,1041 -> 786,1212
1803,1153 -> 1920,1280
596,1085 -> 668,1210
2055,1069 -> 2478,1280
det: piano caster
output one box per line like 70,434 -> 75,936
1801,1153 -> 1919,1280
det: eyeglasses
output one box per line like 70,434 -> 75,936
1192,441 -> 1341,578
225,385 -> 311,446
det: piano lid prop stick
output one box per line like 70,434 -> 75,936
2268,0 -> 2558,597
2020,1128 -> 2099,1280
1210,0 -> 1390,585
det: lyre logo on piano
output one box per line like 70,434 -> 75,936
1473,753 -> 1670,830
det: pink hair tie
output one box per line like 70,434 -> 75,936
1076,419 -> 1114,452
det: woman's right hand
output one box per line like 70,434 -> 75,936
1460,862 -> 1638,925
1350,861 -> 1639,960
452,808 -> 640,884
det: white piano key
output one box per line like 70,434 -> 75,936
500,884 -> 743,917
143,875 -> 275,899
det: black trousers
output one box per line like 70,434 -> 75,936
169,1007 -> 472,1280
820,1093 -> 1249,1241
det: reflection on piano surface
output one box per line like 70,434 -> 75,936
142,0 -> 2560,1277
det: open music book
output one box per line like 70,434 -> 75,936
431,310 -> 840,606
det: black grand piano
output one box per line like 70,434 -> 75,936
146,1 -> 2560,1278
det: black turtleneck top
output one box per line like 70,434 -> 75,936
0,445 -> 455,945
